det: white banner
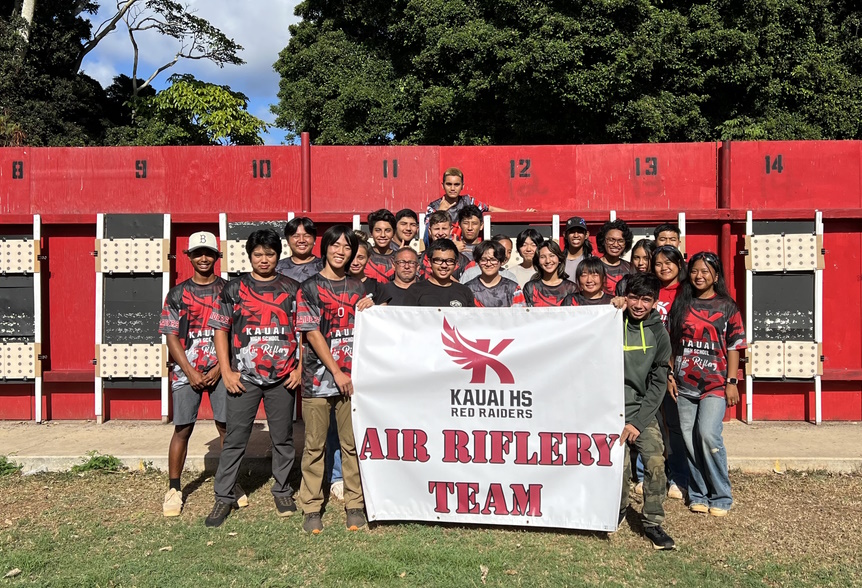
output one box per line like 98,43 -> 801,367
352,306 -> 625,531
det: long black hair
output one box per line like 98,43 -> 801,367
533,240 -> 568,281
631,238 -> 656,271
668,251 -> 732,356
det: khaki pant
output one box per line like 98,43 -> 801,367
298,396 -> 364,512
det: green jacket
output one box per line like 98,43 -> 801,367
623,309 -> 672,432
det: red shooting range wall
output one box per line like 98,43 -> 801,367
0,141 -> 860,422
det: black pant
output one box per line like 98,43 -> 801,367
213,379 -> 296,503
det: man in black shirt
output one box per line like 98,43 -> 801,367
382,247 -> 419,306
405,239 -> 475,307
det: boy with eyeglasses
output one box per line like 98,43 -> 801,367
464,241 -> 525,307
618,272 -> 676,550
382,247 -> 420,306
405,239 -> 475,307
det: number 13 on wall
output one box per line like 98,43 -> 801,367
634,157 -> 658,176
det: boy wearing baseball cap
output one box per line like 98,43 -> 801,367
159,231 -> 236,517
563,216 -> 592,281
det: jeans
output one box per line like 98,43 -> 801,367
661,392 -> 689,489
677,394 -> 732,510
324,404 -> 343,484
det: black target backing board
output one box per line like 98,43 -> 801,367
227,220 -> 287,240
100,214 -> 164,389
0,274 -> 35,342
750,220 -> 816,342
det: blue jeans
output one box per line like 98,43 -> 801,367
677,394 -> 732,510
661,392 -> 689,489
324,404 -> 343,484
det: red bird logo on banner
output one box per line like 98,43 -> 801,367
441,318 -> 515,384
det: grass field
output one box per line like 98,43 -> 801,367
0,469 -> 860,587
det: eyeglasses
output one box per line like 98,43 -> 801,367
605,238 -> 626,245
394,260 -> 418,267
479,258 -> 500,266
431,258 -> 457,266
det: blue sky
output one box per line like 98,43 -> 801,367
80,1 -> 302,145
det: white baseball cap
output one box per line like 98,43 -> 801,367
187,231 -> 219,254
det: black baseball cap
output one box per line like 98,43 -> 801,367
565,216 -> 588,233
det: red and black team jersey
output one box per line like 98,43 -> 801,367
207,274 -> 300,387
566,292 -> 614,306
296,274 -> 366,398
418,250 -> 471,281
365,251 -> 395,282
674,295 -> 746,400
602,259 -> 633,295
425,195 -> 490,234
465,277 -> 526,308
522,279 -> 578,307
159,278 -> 226,390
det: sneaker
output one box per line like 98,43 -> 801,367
689,503 -> 709,514
709,507 -> 729,517
634,481 -> 643,496
330,480 -> 344,501
346,508 -> 367,531
205,500 -> 235,528
644,525 -> 676,550
667,484 -> 684,500
303,512 -> 324,534
235,484 -> 248,508
163,488 -> 183,517
274,494 -> 297,517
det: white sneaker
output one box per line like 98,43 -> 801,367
163,488 -> 182,517
634,481 -> 643,496
330,480 -> 344,501
667,484 -> 684,500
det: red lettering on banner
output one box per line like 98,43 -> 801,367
513,431 -> 538,464
472,430 -> 488,464
538,432 -> 564,465
428,481 -> 544,517
488,430 -> 513,464
385,429 -> 400,460
564,433 -> 595,465
360,428 -> 431,462
359,428 -> 384,460
510,484 -> 543,516
403,429 -> 430,463
591,433 -> 620,467
442,429 -> 471,463
428,481 -> 455,513
455,482 -> 481,514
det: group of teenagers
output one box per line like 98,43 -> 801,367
157,167 -> 746,550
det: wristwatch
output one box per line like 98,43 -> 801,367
727,377 -> 739,385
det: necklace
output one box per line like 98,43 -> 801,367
325,275 -> 347,318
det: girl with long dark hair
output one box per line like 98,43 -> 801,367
522,241 -> 577,307
668,252 -> 746,517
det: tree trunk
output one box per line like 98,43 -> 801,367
20,0 -> 35,42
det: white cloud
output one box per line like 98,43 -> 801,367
81,0 -> 302,143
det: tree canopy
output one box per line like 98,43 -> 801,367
0,0 -> 262,146
272,0 -> 862,145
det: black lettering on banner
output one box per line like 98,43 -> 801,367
135,160 -> 147,179
12,161 -> 24,180
634,157 -> 658,177
509,159 -> 531,178
383,159 -> 398,178
765,154 -> 783,174
252,159 -> 272,179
